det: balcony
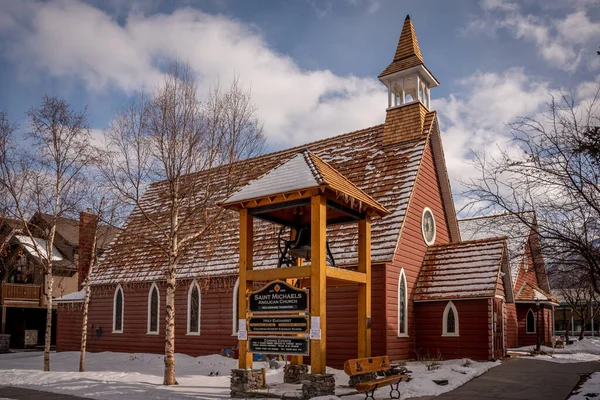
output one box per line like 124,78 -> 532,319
1,282 -> 42,304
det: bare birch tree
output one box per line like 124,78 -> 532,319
463,87 -> 600,293
0,99 -> 95,371
101,62 -> 265,385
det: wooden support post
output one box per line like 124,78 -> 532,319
290,250 -> 304,366
357,218 -> 371,358
1,305 -> 6,334
310,195 -> 327,374
238,209 -> 254,369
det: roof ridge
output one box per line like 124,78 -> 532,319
148,124 -> 386,189
302,149 -> 325,185
305,151 -> 390,215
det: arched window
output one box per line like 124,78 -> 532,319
442,301 -> 459,336
187,280 -> 201,335
398,269 -> 408,336
147,283 -> 159,334
113,284 -> 124,333
526,309 -> 536,333
232,278 -> 239,335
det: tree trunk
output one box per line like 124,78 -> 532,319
79,278 -> 92,372
44,268 -> 53,371
163,263 -> 178,385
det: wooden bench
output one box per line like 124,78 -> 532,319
343,356 -> 408,400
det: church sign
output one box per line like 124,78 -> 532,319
248,315 -> 309,334
248,336 -> 310,356
249,280 -> 309,313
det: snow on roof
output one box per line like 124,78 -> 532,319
91,122 -> 430,285
224,152 -> 320,204
14,235 -> 65,262
224,149 -> 389,215
515,282 -> 559,305
458,212 -> 535,287
414,238 -> 507,301
55,289 -> 86,303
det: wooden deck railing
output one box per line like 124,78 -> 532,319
1,282 -> 42,304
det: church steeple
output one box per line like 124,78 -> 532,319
379,15 -> 438,110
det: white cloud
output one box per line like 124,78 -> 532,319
0,0 -> 385,148
433,68 -> 554,210
467,1 -> 599,72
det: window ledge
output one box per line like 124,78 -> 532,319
187,332 -> 201,336
442,333 -> 459,337
146,332 -> 159,335
526,332 -> 536,334
396,333 -> 409,338
112,330 -> 123,334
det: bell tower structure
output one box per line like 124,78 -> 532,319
379,15 -> 439,146
379,15 -> 439,110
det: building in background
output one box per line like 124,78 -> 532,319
0,212 -> 116,348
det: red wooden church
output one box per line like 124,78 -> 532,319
56,16 -> 557,366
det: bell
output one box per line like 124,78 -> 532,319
277,226 -> 336,268
288,227 -> 312,260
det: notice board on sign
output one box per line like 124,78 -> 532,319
248,337 -> 309,356
249,280 -> 309,313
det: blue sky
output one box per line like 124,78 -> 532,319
0,0 -> 599,205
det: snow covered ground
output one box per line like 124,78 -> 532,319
569,372 -> 600,400
509,337 -> 600,363
0,351 -> 499,399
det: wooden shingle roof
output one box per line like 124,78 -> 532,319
414,238 -> 509,301
515,282 -> 559,305
459,212 -> 536,287
91,124 -> 430,284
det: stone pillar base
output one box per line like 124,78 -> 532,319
0,334 -> 9,353
301,374 -> 335,399
230,368 -> 266,398
284,364 -> 309,384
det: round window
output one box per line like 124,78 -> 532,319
421,207 -> 436,245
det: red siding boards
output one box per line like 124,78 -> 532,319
56,305 -> 83,352
516,304 -> 552,347
57,268 -> 387,368
415,300 -> 491,360
505,302 -> 518,348
66,281 -> 238,356
386,139 -> 452,361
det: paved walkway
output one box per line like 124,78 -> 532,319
0,386 -> 89,399
426,357 -> 600,400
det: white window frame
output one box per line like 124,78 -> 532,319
147,282 -> 160,335
232,278 -> 239,336
187,280 -> 201,335
113,284 -> 124,333
442,301 -> 459,337
526,308 -> 536,333
421,207 -> 436,245
397,269 -> 408,337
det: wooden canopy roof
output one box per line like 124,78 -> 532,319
222,149 -> 390,227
